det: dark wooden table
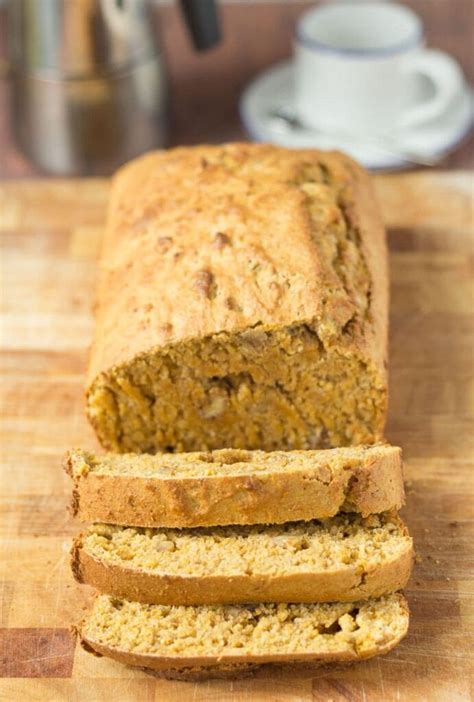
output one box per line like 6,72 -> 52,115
0,0 -> 473,177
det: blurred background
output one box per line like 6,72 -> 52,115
0,0 -> 472,177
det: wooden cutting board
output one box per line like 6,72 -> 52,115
0,171 -> 473,701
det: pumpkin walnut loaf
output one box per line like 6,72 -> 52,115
79,594 -> 409,680
65,444 -> 404,528
86,143 -> 388,454
72,512 -> 413,605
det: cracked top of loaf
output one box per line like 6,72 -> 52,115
87,143 -> 387,384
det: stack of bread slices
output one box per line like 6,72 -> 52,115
66,444 -> 412,680
67,144 -> 413,680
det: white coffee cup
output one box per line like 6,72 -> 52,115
294,1 -> 464,134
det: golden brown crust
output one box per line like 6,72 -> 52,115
87,145 -> 386,382
85,144 -> 388,453
335,154 -> 389,378
73,536 -> 413,606
70,533 -> 84,584
66,445 -> 404,528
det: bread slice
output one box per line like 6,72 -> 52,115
79,594 -> 409,679
65,444 -> 404,528
72,513 -> 413,605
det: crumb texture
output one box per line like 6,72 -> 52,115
86,143 -> 388,453
68,444 -> 396,478
81,513 -> 411,578
82,594 -> 408,659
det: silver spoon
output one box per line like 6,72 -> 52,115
267,107 -> 438,167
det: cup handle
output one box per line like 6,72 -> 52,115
398,49 -> 464,129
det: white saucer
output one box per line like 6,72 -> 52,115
240,60 -> 473,170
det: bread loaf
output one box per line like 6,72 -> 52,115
79,594 -> 409,679
86,144 -> 388,453
72,512 -> 413,605
65,444 -> 404,528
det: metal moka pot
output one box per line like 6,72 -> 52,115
6,0 -> 220,175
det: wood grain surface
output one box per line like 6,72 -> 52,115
1,171 -> 473,700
